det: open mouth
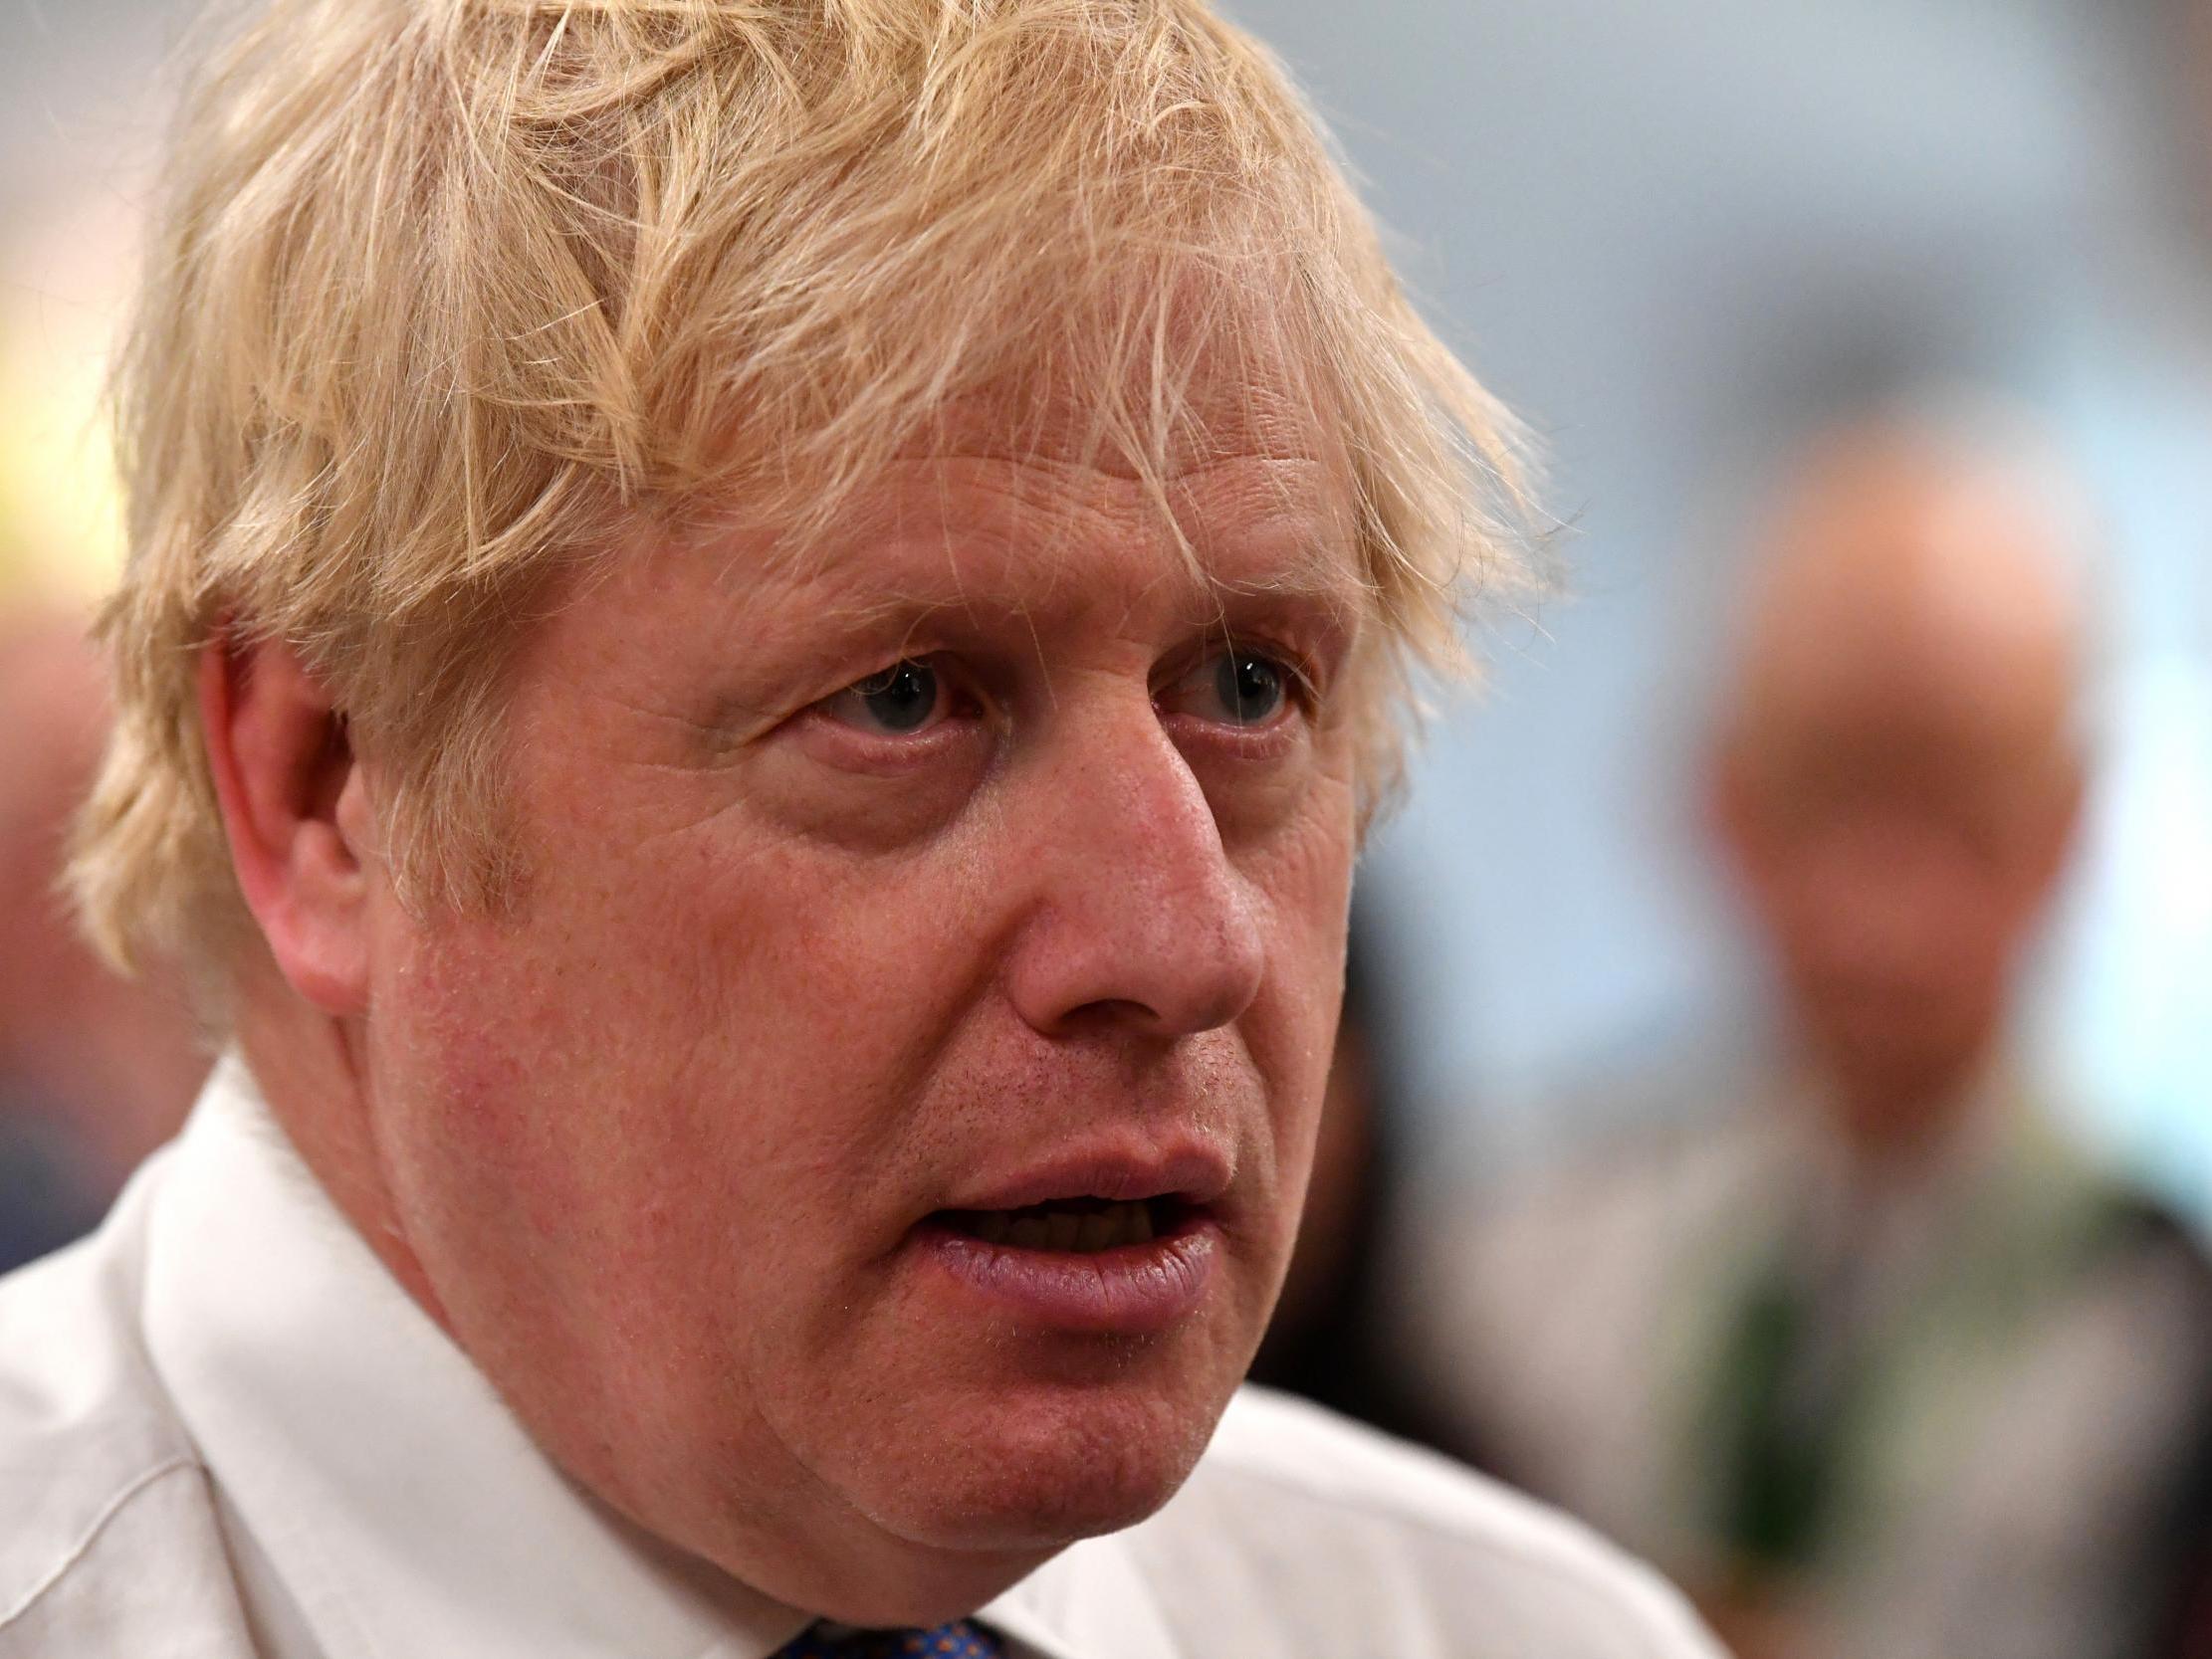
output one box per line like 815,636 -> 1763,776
919,1180 -> 1224,1331
934,1195 -> 1197,1253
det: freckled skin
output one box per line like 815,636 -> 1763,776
327,389 -> 1366,1624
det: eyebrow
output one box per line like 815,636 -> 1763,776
729,459 -> 1372,637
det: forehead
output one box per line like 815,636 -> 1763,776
692,366 -> 1366,626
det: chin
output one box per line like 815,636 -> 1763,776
860,1372 -> 1224,1555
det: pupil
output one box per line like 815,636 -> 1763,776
857,661 -> 938,732
1217,653 -> 1282,723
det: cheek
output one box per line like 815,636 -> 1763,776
1234,779 -> 1358,1243
366,716 -> 1354,1376
362,818 -> 978,1338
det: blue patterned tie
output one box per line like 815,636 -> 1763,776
774,1619 -> 1006,1658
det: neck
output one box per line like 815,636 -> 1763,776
230,962 -> 451,1329
1820,1050 -> 1992,1173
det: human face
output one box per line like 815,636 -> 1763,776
1724,734 -> 2069,1140
351,385 -> 1366,1620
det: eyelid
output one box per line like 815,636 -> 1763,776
811,653 -> 985,737
1157,641 -> 1319,727
1198,636 -> 1321,697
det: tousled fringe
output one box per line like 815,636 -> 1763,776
72,0 -> 1538,983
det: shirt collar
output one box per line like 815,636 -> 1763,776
983,1532 -> 1180,1659
142,1055 -> 813,1659
139,1056 -> 1181,1659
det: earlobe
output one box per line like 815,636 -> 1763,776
198,632 -> 373,1015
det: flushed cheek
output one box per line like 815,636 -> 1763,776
1239,793 -> 1355,1075
371,929 -> 896,1493
391,728 -> 1344,1348
402,943 -> 850,1243
408,840 -> 977,1281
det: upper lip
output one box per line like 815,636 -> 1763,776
940,1141 -> 1234,1213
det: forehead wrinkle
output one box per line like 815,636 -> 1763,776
684,441 -> 1367,661
896,450 -> 1364,627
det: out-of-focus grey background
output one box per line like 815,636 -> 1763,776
4,0 -> 2209,1212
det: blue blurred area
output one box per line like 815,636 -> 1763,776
0,1100 -> 104,1271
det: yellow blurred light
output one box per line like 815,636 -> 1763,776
0,192 -> 137,604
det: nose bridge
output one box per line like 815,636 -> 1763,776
1003,694 -> 1265,1038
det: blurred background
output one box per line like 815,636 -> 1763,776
5,0 -> 2212,1654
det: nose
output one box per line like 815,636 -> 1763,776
999,700 -> 1267,1042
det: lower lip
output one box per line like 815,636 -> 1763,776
913,1214 -> 1222,1337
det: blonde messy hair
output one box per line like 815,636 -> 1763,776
73,0 -> 1529,978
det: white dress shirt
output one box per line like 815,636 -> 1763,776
0,1057 -> 1720,1659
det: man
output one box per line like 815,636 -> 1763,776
1403,415 -> 2212,1659
0,2 -> 1719,1655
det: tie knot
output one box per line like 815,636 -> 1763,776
776,1617 -> 1005,1659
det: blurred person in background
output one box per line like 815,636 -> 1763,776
0,607 -> 202,1267
1400,412 -> 2212,1659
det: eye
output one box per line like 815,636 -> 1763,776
821,659 -> 952,735
1162,648 -> 1301,728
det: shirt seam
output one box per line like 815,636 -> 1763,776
0,1455 -> 201,1632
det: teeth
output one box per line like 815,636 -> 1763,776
963,1200 -> 1167,1252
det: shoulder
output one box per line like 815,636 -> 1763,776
0,1159 -> 252,1657
1436,1096 -> 1783,1305
1120,1386 -> 1724,1658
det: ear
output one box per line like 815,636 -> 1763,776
198,631 -> 374,1015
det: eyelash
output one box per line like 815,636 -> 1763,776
809,640 -> 1324,750
805,656 -> 986,760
